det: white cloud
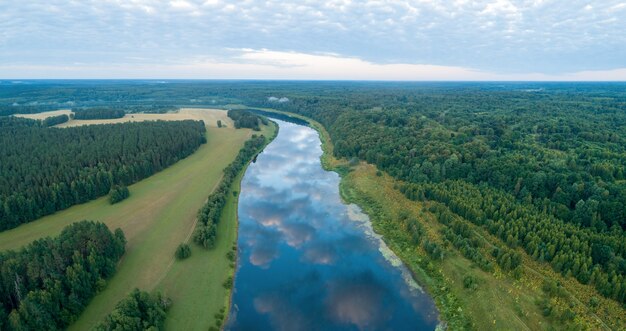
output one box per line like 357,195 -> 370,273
609,2 -> 626,10
170,0 -> 196,10
0,0 -> 625,76
481,0 -> 519,16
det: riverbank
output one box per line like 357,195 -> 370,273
246,108 -> 466,329
247,107 -> 624,330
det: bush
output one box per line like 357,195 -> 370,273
463,275 -> 478,290
109,185 -> 130,204
589,296 -> 600,308
223,276 -> 233,289
175,243 -> 192,260
96,289 -> 170,331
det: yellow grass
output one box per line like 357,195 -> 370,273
14,108 -> 234,128
60,108 -> 233,128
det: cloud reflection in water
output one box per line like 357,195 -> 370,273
229,120 -> 438,330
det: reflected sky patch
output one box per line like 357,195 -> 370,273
228,120 -> 438,331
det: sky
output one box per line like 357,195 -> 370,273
1,0 -> 625,80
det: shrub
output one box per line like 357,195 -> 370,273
109,185 -> 130,204
96,289 -> 170,331
175,243 -> 192,260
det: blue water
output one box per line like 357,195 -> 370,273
227,120 -> 439,331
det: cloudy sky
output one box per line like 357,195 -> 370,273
1,0 -> 625,80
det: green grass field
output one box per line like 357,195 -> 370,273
0,124 -> 259,330
156,171 -> 241,330
156,122 -> 276,330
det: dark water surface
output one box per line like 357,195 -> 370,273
228,120 -> 439,331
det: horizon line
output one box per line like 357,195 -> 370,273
2,79 -> 626,83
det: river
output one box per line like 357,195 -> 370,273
227,119 -> 439,331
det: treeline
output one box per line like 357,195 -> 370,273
0,120 -> 206,231
72,107 -> 125,120
194,134 -> 268,248
96,289 -> 170,331
402,180 -> 626,304
227,109 -> 267,130
0,221 -> 126,330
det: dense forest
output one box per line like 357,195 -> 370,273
194,134 -> 269,248
0,118 -> 206,230
0,221 -> 126,330
73,107 -> 125,120
96,289 -> 170,331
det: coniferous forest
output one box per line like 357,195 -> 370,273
0,118 -> 206,230
0,221 -> 126,330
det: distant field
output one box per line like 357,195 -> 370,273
13,107 -> 234,128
